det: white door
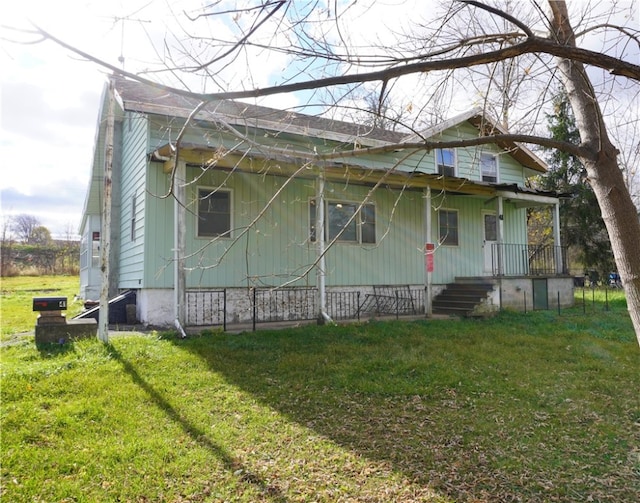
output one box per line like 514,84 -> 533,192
482,212 -> 497,274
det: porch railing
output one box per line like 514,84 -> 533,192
491,243 -> 568,276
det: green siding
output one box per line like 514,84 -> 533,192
133,113 -> 536,290
139,165 -> 430,289
143,163 -> 174,288
430,123 -> 526,184
119,112 -> 149,289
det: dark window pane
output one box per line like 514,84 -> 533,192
436,148 -> 456,177
439,209 -> 458,246
481,153 -> 497,182
309,199 -> 317,242
484,214 -> 497,241
329,202 -> 357,241
198,189 -> 231,237
361,204 -> 376,243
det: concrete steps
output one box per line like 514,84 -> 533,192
432,280 -> 495,316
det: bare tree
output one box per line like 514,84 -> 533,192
10,214 -> 41,244
21,0 -> 640,343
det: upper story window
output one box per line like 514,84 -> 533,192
438,209 -> 459,246
197,187 -> 232,238
310,199 -> 376,244
436,148 -> 456,177
481,153 -> 498,183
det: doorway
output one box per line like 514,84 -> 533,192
482,211 -> 497,274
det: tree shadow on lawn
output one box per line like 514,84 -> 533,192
160,323 -> 638,503
106,343 -> 289,502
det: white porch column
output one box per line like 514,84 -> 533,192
552,201 -> 564,274
316,172 -> 330,324
424,187 -> 432,317
497,196 -> 504,276
98,79 -> 115,344
174,159 -> 187,332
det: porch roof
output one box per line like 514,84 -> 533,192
151,142 -> 559,201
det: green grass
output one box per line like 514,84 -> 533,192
1,291 -> 638,502
1,275 -> 83,338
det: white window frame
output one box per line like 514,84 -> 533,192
481,153 -> 498,183
310,199 -> 376,245
436,148 -> 457,177
196,186 -> 233,239
438,208 -> 459,246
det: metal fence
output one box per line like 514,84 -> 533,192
186,285 -> 425,329
186,290 -> 226,328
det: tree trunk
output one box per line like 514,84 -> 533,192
550,1 -> 640,344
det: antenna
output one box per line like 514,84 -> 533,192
109,14 -> 151,70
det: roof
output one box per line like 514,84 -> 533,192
111,76 -> 546,173
112,76 -> 406,147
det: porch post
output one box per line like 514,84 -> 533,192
316,172 -> 330,324
98,78 -> 115,344
424,187 -> 432,317
497,196 -> 504,276
174,159 -> 187,333
552,201 -> 563,274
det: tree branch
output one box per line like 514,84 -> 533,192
31,24 -> 640,106
315,134 -> 586,161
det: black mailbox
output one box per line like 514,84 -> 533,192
33,297 -> 67,312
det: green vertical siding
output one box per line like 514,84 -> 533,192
140,166 -> 431,289
143,162 -> 175,288
119,112 -> 149,289
135,115 -> 535,290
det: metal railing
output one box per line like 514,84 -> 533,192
253,287 -> 317,323
186,285 -> 425,328
186,290 -> 226,328
491,243 -> 568,276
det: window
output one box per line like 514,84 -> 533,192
91,231 -> 100,267
310,199 -> 375,244
481,153 -> 498,183
130,194 -> 137,242
438,209 -> 459,246
436,148 -> 456,177
197,188 -> 231,238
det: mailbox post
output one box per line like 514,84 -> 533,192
33,297 -> 67,325
33,296 -> 97,344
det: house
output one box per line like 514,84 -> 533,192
79,76 -> 573,328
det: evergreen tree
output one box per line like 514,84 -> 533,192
535,91 -> 615,281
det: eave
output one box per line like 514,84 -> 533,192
151,143 -> 501,197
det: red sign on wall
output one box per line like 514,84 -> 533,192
425,243 -> 434,273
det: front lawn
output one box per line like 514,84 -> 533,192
1,275 -> 83,338
1,298 -> 638,502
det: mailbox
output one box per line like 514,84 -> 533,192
33,297 -> 67,312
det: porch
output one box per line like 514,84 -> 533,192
490,243 -> 569,276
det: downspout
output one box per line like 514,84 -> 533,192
174,158 -> 187,338
98,78 -> 115,344
316,171 -> 333,325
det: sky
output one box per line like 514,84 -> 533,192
0,0 -> 421,238
1,1 -> 638,239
